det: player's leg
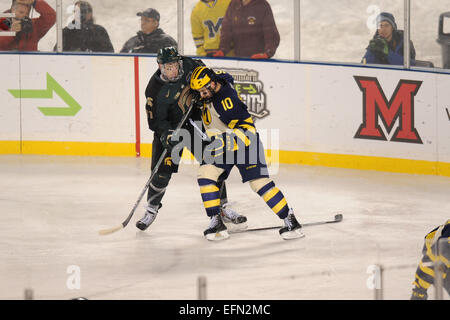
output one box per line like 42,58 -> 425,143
248,177 -> 303,239
217,172 -> 247,229
197,164 -> 230,241
136,137 -> 176,231
238,133 -> 304,240
190,122 -> 247,227
410,255 -> 432,299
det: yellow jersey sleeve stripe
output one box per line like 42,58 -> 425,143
415,274 -> 432,289
244,117 -> 254,124
238,123 -> 257,134
233,129 -> 250,146
228,119 -> 238,129
419,261 -> 435,277
425,230 -> 450,267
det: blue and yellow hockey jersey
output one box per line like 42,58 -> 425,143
413,220 -> 450,292
201,72 -> 256,147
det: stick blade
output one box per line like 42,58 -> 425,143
98,224 -> 123,236
334,214 -> 343,222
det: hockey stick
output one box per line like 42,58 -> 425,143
229,214 -> 343,234
98,102 -> 196,236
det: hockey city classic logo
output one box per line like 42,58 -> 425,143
354,76 -> 423,144
213,68 -> 269,121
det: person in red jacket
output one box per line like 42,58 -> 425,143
213,0 -> 280,59
0,0 -> 56,51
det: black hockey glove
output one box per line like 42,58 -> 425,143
410,287 -> 428,300
160,130 -> 178,150
203,132 -> 237,163
189,89 -> 202,109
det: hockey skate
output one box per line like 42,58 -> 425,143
221,203 -> 248,231
204,214 -> 230,241
136,205 -> 158,231
279,209 -> 305,240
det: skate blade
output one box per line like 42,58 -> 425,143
224,221 -> 248,232
280,229 -> 305,240
205,230 -> 230,241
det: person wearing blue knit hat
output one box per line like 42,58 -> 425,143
362,12 -> 416,66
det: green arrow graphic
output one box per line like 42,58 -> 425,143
8,73 -> 82,116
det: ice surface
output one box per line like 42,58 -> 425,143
0,154 -> 448,300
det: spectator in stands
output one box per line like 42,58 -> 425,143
190,0 -> 232,57
120,8 -> 177,54
213,0 -> 280,59
0,0 -> 55,51
362,12 -> 416,66
55,1 -> 113,53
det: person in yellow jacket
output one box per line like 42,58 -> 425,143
190,0 -> 232,56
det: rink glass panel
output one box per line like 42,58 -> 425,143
33,0 -> 181,54
411,0 -> 450,69
57,0 -> 181,54
181,0 -> 294,60
299,0 -> 403,65
2,0 -> 450,68
0,0 -> 56,52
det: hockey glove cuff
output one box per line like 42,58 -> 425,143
204,133 -> 237,159
250,53 -> 269,59
212,50 -> 225,57
160,130 -> 178,150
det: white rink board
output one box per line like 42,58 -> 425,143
1,53 -> 449,164
0,54 -> 136,143
436,73 -> 450,164
204,59 -> 441,162
0,55 -> 21,141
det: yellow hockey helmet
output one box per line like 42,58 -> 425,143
190,66 -> 215,90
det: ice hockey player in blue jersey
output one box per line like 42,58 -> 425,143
411,220 -> 450,299
190,66 -> 305,241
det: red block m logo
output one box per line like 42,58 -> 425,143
354,76 -> 423,144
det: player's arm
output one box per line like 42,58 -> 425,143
218,90 -> 256,147
144,75 -> 172,136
